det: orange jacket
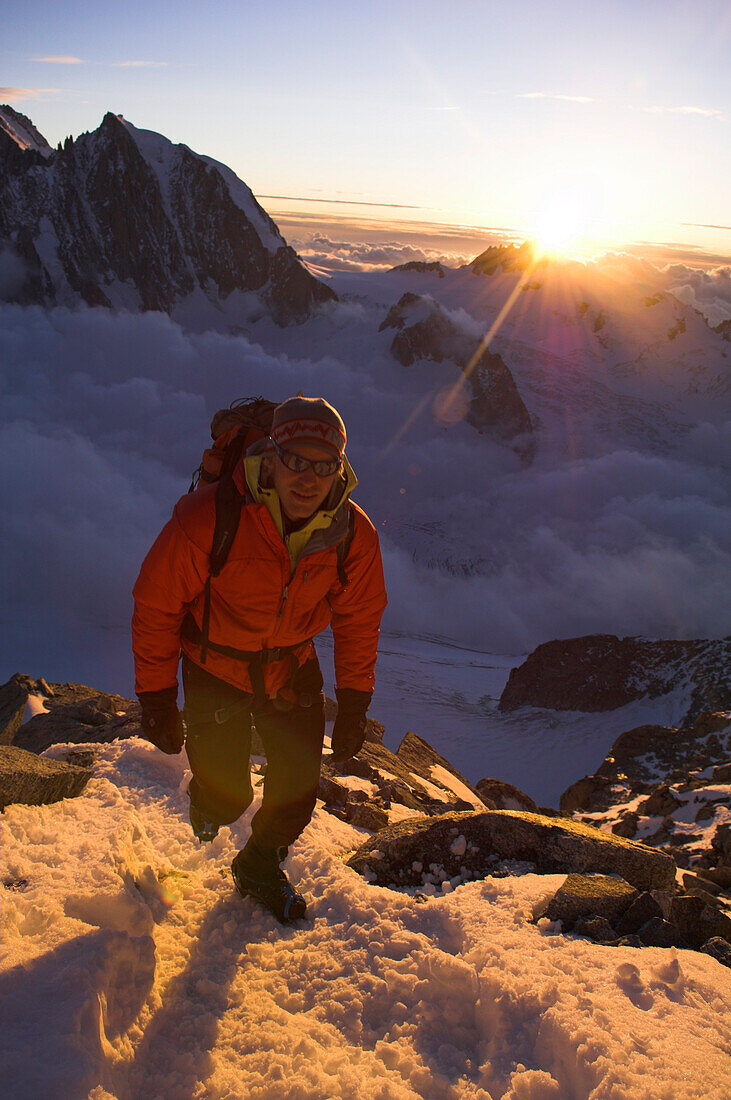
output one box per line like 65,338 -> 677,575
132,462 -> 387,699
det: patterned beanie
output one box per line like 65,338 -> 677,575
271,397 -> 346,460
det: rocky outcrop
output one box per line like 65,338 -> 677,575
0,106 -> 335,324
0,744 -> 93,809
395,730 -> 482,801
535,874 -> 731,958
0,674 -> 50,744
559,710 -> 730,872
499,634 -> 730,722
347,809 -> 676,892
1,673 -> 140,754
318,733 -> 486,830
379,292 -> 533,454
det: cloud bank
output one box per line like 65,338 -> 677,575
292,234 -> 472,273
1,297 -> 728,693
660,263 -> 731,326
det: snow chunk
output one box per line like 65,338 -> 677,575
450,834 -> 468,857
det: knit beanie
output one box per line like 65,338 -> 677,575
270,397 -> 347,460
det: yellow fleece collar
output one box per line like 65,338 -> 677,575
244,453 -> 358,571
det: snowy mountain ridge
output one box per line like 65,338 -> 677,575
0,106 -> 335,323
380,247 -> 729,412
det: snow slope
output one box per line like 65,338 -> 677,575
2,736 -> 730,1100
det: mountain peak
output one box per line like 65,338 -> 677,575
0,109 -> 335,324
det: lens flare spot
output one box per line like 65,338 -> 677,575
433,381 -> 469,426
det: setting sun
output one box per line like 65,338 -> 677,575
531,195 -> 593,257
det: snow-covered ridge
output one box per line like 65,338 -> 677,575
0,104 -> 52,158
119,116 -> 283,255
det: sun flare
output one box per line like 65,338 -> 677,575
526,176 -> 603,259
531,197 -> 591,258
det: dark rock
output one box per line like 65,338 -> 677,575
696,865 -> 731,889
373,778 -> 425,812
347,809 -> 677,891
712,762 -> 731,782
638,917 -> 681,948
3,679 -> 138,753
13,702 -> 140,754
0,745 -> 93,809
682,870 -> 722,898
2,876 -> 30,892
329,754 -> 379,781
364,718 -> 385,744
611,812 -> 639,838
266,243 -> 336,325
572,915 -> 617,943
711,822 -> 731,862
669,894 -> 731,951
614,891 -> 664,935
0,674 -> 47,744
60,748 -> 97,769
638,785 -> 682,817
614,935 -> 643,948
560,774 -> 615,814
700,937 -> 731,968
535,873 -> 637,929
317,772 -> 350,808
475,777 -> 537,812
345,802 -> 390,832
499,636 -> 730,724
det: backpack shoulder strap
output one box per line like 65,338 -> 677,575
336,504 -> 355,589
199,432 -> 248,664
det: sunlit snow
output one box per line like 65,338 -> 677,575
2,737 -> 729,1100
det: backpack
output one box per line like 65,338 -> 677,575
187,396 -> 354,666
189,396 -> 278,494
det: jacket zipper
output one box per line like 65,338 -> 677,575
277,583 -> 289,619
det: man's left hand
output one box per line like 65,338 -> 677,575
330,688 -> 372,761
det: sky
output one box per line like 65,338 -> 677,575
2,0 -> 730,261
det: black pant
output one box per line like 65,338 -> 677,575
182,655 -> 325,851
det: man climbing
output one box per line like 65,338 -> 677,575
132,396 -> 387,922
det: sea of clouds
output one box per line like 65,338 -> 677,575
290,233 -> 473,273
1,259 -> 729,694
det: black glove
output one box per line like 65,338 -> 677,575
137,687 -> 184,754
331,688 -> 372,761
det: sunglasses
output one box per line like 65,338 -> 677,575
273,441 -> 342,478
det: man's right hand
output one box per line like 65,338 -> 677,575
137,687 -> 185,754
